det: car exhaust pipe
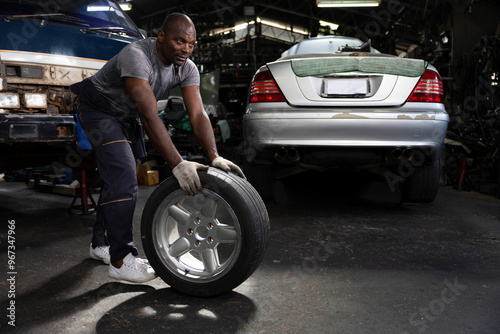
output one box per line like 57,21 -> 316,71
402,148 -> 414,160
276,147 -> 287,159
286,147 -> 299,161
391,148 -> 403,159
391,147 -> 415,160
275,147 -> 300,163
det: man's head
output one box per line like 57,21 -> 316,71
156,13 -> 196,66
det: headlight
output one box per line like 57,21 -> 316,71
0,77 -> 7,91
24,93 -> 47,108
0,93 -> 20,108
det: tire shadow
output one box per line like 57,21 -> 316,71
95,288 -> 256,334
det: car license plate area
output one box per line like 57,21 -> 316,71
321,77 -> 371,98
9,123 -> 38,139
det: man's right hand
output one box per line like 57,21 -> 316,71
172,160 -> 209,195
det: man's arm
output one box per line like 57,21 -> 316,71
182,85 -> 245,178
181,86 -> 219,161
125,77 -> 207,194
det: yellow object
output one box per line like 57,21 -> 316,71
137,162 -> 159,186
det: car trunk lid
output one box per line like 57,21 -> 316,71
267,53 -> 428,107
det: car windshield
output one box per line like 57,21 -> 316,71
281,36 -> 380,58
0,0 -> 142,39
298,37 -> 364,53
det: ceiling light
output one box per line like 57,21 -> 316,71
119,3 -> 132,11
319,20 -> 339,30
234,22 -> 251,31
317,0 -> 381,7
87,6 -> 114,11
259,18 -> 288,31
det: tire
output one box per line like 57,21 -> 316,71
400,158 -> 441,203
141,167 -> 270,297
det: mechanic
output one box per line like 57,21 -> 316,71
70,13 -> 244,283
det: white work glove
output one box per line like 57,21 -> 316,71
212,156 -> 246,179
172,160 -> 209,195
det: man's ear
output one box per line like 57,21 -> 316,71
157,29 -> 165,42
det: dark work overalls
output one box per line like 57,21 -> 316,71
70,78 -> 146,263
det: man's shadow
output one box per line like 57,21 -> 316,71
1,259 -> 154,332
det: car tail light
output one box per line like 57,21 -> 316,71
407,69 -> 444,103
249,70 -> 286,103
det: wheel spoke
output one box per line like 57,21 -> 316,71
217,225 -> 237,243
168,237 -> 191,257
168,205 -> 191,225
201,249 -> 218,273
201,197 -> 217,218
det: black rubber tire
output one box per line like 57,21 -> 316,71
141,167 -> 270,297
400,158 -> 441,203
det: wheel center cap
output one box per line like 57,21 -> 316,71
195,226 -> 208,240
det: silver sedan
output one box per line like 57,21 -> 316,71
242,36 -> 449,203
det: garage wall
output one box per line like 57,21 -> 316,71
453,2 -> 500,57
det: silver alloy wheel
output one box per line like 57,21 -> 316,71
152,188 -> 242,283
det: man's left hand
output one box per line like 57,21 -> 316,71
212,157 -> 246,179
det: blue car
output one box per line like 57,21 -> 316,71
0,0 -> 144,168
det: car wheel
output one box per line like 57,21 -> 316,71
400,158 -> 441,203
141,167 -> 270,297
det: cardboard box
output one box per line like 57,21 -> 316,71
144,170 -> 159,186
137,162 -> 159,186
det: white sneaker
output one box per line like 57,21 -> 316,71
89,243 -> 110,264
109,253 -> 157,283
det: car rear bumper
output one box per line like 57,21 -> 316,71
242,103 -> 449,165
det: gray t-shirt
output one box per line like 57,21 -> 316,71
91,37 -> 199,118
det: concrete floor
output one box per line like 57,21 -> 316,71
1,171 -> 499,334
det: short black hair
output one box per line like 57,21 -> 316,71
161,13 -> 194,34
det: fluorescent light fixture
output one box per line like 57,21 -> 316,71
0,93 -> 20,108
258,17 -> 308,34
319,20 -> 339,30
119,3 -> 132,11
317,0 -> 380,7
214,21 -> 252,34
259,18 -> 288,30
24,93 -> 47,108
87,6 -> 115,12
234,22 -> 251,31
209,17 -> 308,36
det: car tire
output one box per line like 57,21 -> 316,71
400,158 -> 441,203
141,167 -> 270,297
